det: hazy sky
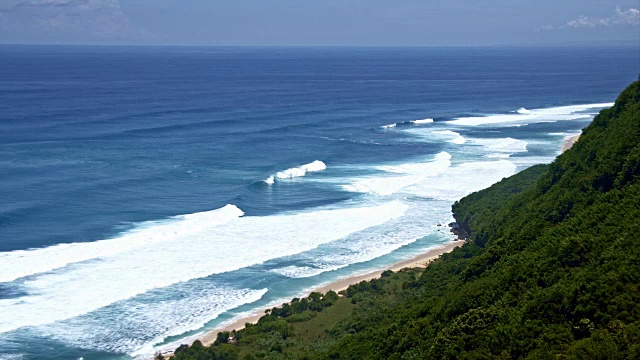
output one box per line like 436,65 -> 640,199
0,0 -> 639,46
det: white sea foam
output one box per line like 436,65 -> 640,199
466,137 -> 528,157
0,355 -> 24,360
381,118 -> 433,129
0,204 -> 244,283
270,265 -> 345,279
0,201 -> 407,334
267,197 -> 456,284
342,152 -> 452,196
37,286 -> 267,357
412,118 -> 434,124
264,175 -> 275,185
407,159 -> 517,200
341,152 -> 516,201
400,127 -> 466,145
263,160 -> 327,184
448,103 -> 613,127
432,130 -> 466,144
376,151 -> 452,173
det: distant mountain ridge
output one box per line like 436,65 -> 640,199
171,81 -> 640,359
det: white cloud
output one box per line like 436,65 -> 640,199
566,6 -> 640,28
0,0 -> 151,43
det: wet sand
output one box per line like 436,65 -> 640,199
562,134 -> 580,152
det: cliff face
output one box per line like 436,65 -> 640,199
172,82 -> 640,360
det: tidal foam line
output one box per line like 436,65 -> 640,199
448,103 -> 613,127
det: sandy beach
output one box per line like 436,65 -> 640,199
161,240 -> 464,354
562,134 -> 580,152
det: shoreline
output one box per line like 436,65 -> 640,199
160,240 -> 463,356
157,130 -> 579,357
562,133 -> 580,152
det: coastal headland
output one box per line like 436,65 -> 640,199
159,129 -> 587,357
160,239 -> 463,357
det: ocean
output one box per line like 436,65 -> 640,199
0,45 -> 638,359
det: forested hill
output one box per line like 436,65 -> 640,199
168,81 -> 640,360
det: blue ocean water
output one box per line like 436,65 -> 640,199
0,45 -> 638,359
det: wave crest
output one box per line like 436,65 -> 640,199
0,204 -> 245,283
381,118 -> 434,129
264,160 -> 327,184
412,118 -> 434,124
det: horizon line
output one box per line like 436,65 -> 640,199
1,41 -> 639,48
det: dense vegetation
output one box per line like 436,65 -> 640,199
166,81 -> 640,359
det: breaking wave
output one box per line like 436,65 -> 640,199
264,160 -> 327,184
412,118 -> 434,124
381,118 -> 434,129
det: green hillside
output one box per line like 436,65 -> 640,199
167,81 -> 640,360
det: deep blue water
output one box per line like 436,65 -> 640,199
0,45 -> 638,359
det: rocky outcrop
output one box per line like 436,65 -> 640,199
449,221 -> 469,240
